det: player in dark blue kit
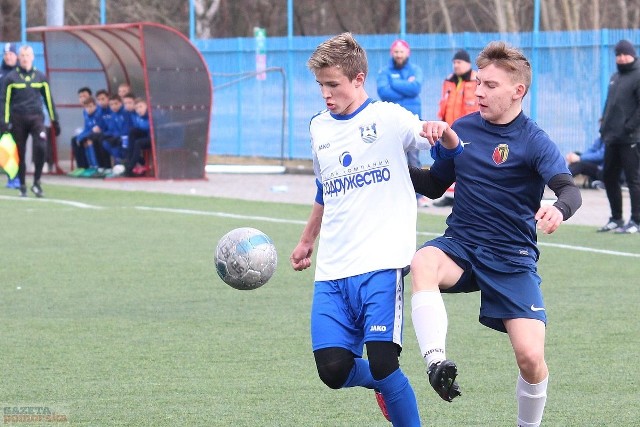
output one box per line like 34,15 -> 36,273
408,41 -> 582,427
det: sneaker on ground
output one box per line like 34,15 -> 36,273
31,182 -> 44,198
374,389 -> 391,422
597,218 -> 624,232
80,167 -> 98,177
614,220 -> 639,234
19,185 -> 27,197
590,180 -> 605,190
68,168 -> 85,177
428,360 -> 461,402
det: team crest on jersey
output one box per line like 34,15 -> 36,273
359,122 -> 377,144
492,144 -> 509,165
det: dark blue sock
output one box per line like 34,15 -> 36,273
374,368 -> 421,426
341,357 -> 375,389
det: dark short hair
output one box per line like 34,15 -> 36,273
83,97 -> 96,106
96,89 -> 109,98
77,87 -> 92,95
109,94 -> 122,102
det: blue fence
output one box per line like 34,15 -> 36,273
15,28 -> 640,164
195,29 -> 640,165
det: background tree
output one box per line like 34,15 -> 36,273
1,0 -> 639,41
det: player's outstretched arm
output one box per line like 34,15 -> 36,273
536,174 -> 582,234
420,121 -> 460,149
290,202 -> 323,271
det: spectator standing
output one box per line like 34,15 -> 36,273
0,45 -> 60,197
377,39 -> 430,207
433,49 -> 480,207
598,39 -> 640,234
0,43 -> 19,189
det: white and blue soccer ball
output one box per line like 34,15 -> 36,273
214,227 -> 277,290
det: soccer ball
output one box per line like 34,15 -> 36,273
214,227 -> 278,290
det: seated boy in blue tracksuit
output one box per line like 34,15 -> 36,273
100,94 -> 131,166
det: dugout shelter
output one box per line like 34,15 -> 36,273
28,22 -> 212,179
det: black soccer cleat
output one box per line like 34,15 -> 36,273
19,185 -> 27,197
428,360 -> 461,402
31,182 -> 44,198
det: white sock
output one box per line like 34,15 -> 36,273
411,290 -> 448,367
516,373 -> 548,427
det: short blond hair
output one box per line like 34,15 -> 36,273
307,32 -> 368,81
477,41 -> 532,95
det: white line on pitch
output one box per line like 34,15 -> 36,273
135,206 -> 307,225
137,205 -> 640,259
0,195 -> 103,209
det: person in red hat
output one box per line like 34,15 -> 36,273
376,39 -> 431,207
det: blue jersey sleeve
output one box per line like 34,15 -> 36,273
314,178 -> 324,205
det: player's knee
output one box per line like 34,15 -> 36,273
313,347 -> 354,389
410,247 -> 441,291
515,347 -> 546,378
366,341 -> 400,381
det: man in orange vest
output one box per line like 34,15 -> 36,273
434,49 -> 479,207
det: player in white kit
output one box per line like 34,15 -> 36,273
290,32 -> 463,426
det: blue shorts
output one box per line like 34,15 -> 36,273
311,269 -> 405,356
422,237 -> 546,333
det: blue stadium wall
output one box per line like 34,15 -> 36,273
19,28 -> 640,164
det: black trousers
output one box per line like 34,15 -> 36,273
125,128 -> 151,171
568,161 -> 601,182
602,143 -> 640,223
11,114 -> 47,186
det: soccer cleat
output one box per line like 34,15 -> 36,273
19,185 -> 27,197
614,220 -> 639,234
374,389 -> 391,422
428,360 -> 461,402
31,182 -> 44,198
597,218 -> 624,232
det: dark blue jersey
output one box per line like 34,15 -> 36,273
430,111 -> 570,260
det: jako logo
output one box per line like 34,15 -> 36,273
339,151 -> 352,167
370,325 -> 387,332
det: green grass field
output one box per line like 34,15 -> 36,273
1,184 -> 638,426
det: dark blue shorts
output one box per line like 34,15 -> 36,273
421,237 -> 546,333
311,269 -> 405,355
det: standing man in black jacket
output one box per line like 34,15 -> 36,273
0,44 -> 60,197
598,39 -> 640,234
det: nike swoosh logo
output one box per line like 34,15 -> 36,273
461,141 -> 471,147
530,305 -> 545,312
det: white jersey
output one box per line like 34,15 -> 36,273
310,99 -> 431,281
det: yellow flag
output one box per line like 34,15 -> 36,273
0,133 -> 19,179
